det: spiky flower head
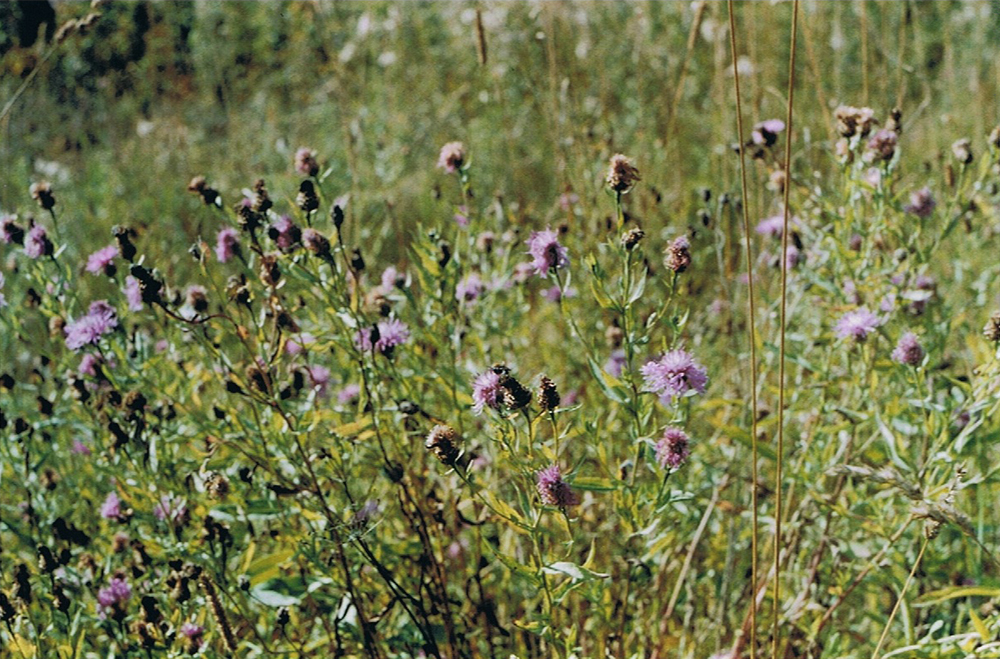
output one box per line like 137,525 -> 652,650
526,228 -> 569,276
834,105 -> 877,138
865,129 -> 898,163
456,272 -> 486,303
891,332 -> 925,366
425,425 -> 461,466
355,318 -> 410,356
640,349 -> 709,404
606,154 -> 641,194
536,465 -> 580,508
835,307 -> 881,342
296,180 -> 320,213
302,228 -> 331,258
295,147 -> 320,177
984,311 -> 1000,343
751,119 -> 785,147
437,142 -> 466,174
621,227 -> 645,251
1,214 -> 24,245
903,187 -> 936,218
24,222 -> 53,259
30,181 -> 56,210
537,375 -> 560,412
268,215 -> 301,251
86,244 -> 119,276
215,228 -> 240,263
951,138 -> 973,165
656,427 -> 691,470
64,300 -> 118,351
472,370 -> 504,415
664,235 -> 691,273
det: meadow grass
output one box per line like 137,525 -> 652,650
1,2 -> 1000,658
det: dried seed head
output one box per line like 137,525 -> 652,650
536,376 -> 560,412
865,129 -> 898,163
245,364 -> 271,395
30,181 -> 56,210
251,179 -> 272,213
990,125 -> 1000,150
187,176 -> 219,206
984,311 -> 1000,343
112,225 -> 137,262
425,425 -> 461,466
834,105 -> 877,138
621,227 -> 645,251
606,154 -> 641,194
129,264 -> 164,306
501,375 -> 532,411
259,253 -> 281,287
951,138 -> 974,165
886,107 -> 903,134
350,247 -> 366,272
204,472 -> 230,500
185,285 -> 209,313
302,228 -> 331,258
664,235 -> 691,273
296,180 -> 320,213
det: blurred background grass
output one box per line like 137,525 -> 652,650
2,1 -> 998,264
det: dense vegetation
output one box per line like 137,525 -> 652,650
2,2 -> 1000,658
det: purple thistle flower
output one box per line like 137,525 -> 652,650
64,300 -> 118,351
904,187 -> 936,218
456,273 -> 485,303
24,223 -> 51,259
536,465 -> 580,508
640,349 -> 709,403
79,353 -> 101,377
437,142 -> 465,174
454,205 -> 470,228
86,244 -> 119,275
286,333 -> 316,356
865,129 -> 898,163
180,622 -> 205,649
268,215 -> 301,250
215,227 -> 240,263
471,370 -> 504,415
526,228 -> 569,277
604,349 -> 627,377
656,427 -> 691,470
336,383 -> 361,405
71,440 -> 92,456
1,214 -> 23,244
123,276 -> 143,311
835,307 -> 881,342
101,492 -> 122,520
306,365 -> 331,395
751,118 -> 785,146
295,147 -> 320,177
381,266 -> 403,291
355,319 -> 410,355
892,332 -> 924,366
154,493 -> 187,523
97,577 -> 131,613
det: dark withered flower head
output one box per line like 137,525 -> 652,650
606,154 -> 641,194
425,424 -> 461,465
